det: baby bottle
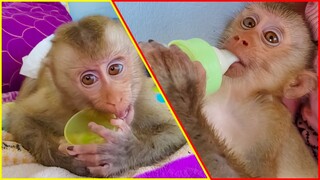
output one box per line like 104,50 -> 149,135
169,38 -> 237,95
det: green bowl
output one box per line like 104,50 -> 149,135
64,109 -> 115,145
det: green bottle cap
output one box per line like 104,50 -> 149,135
169,38 -> 222,94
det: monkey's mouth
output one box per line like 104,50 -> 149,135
118,105 -> 130,119
225,58 -> 246,77
222,46 -> 246,69
231,59 -> 246,67
116,104 -> 134,123
227,57 -> 247,70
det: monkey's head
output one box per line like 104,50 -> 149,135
220,3 -> 317,97
46,15 -> 144,121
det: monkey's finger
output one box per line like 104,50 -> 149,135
193,61 -> 206,76
151,42 -> 171,56
193,61 -> 207,92
88,122 -> 116,142
75,154 -> 104,166
146,45 -> 168,65
169,45 -> 193,65
139,42 -> 167,61
149,40 -> 166,48
88,164 -> 110,178
169,45 -> 194,72
139,41 -> 162,56
110,119 -> 131,132
67,144 -> 98,155
58,143 -> 70,155
139,42 -> 153,49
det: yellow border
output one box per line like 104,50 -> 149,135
110,1 -> 210,179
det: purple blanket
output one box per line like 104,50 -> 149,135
135,155 -> 206,178
2,2 -> 71,93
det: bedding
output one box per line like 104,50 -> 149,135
2,92 -> 205,178
2,125 -> 204,178
2,2 -> 72,93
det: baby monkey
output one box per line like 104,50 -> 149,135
140,3 -> 318,178
7,16 -> 185,177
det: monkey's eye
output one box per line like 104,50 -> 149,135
108,64 -> 123,75
264,31 -> 279,44
81,74 -> 98,86
262,29 -> 282,47
242,17 -> 256,29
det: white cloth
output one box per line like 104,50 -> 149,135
20,34 -> 54,79
2,163 -> 80,178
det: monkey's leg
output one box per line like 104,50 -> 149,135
64,118 -> 186,177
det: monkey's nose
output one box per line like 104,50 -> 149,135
106,97 -> 123,106
233,35 -> 249,47
242,40 -> 248,46
104,97 -> 123,113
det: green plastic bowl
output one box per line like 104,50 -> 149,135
64,109 -> 115,145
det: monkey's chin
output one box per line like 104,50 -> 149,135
225,62 -> 246,77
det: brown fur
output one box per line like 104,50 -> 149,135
140,3 -> 317,178
7,16 -> 185,177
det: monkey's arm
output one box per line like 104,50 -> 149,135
16,77 -> 38,99
7,102 -> 89,176
139,41 -> 250,177
7,77 -> 91,176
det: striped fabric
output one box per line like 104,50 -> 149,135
2,91 -> 19,103
305,2 -> 318,40
296,2 -> 318,160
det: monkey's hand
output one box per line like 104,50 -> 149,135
140,41 -> 206,120
64,119 -> 137,177
57,138 -> 92,176
140,41 -> 223,177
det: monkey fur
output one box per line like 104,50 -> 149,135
7,16 -> 186,177
140,3 -> 318,178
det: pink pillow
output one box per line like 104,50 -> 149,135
2,2 -> 72,93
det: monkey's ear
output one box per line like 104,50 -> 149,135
283,70 -> 317,99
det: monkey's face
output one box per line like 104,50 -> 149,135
50,45 -> 141,123
77,57 -> 135,120
48,16 -> 143,122
221,3 -> 312,89
51,41 -> 142,124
